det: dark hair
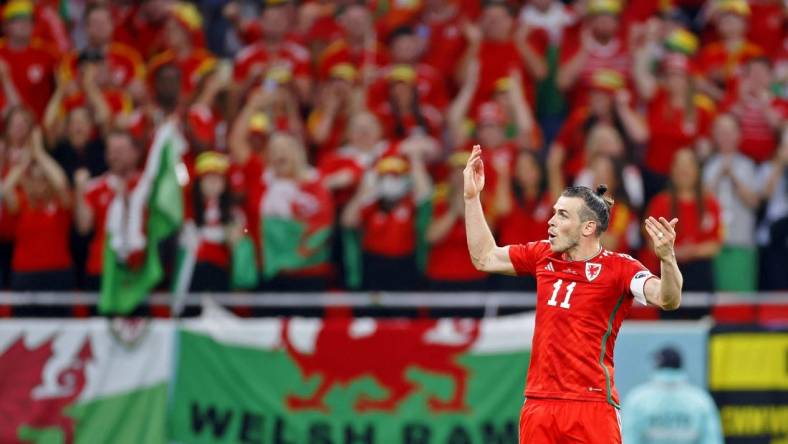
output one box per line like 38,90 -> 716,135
388,26 -> 415,44
389,86 -> 428,139
667,149 -> 705,220
654,346 -> 682,369
77,48 -> 105,65
561,185 -> 614,235
152,63 -> 182,114
512,150 -> 548,214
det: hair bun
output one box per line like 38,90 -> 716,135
595,184 -> 609,196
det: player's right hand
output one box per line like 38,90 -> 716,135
644,216 -> 678,261
463,145 -> 485,200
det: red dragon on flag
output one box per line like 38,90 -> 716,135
281,317 -> 480,413
0,336 -> 93,444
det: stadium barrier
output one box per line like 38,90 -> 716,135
0,296 -> 786,444
2,291 -> 788,319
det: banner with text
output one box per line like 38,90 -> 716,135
169,313 -> 535,444
0,319 -> 173,444
709,327 -> 788,444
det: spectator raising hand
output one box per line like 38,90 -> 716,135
2,128 -> 74,291
341,136 -> 432,291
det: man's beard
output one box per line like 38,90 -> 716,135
553,233 -> 580,254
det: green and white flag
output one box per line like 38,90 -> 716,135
100,121 -> 185,315
0,319 -> 173,444
170,311 -> 535,443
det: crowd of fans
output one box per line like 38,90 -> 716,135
0,0 -> 785,294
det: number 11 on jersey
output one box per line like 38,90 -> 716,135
548,279 -> 576,309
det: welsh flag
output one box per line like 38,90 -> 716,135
260,171 -> 334,280
169,310 -> 535,442
0,319 -> 172,444
99,121 -> 185,315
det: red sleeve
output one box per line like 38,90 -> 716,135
508,241 -> 549,276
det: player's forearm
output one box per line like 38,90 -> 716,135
464,196 -> 497,270
657,255 -> 683,310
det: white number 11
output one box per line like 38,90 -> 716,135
548,279 -> 575,309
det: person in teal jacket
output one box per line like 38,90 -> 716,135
622,347 -> 724,444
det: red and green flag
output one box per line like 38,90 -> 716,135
260,173 -> 334,280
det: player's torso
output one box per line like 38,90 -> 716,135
527,249 -> 633,403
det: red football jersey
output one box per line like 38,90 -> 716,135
12,194 -> 72,273
509,241 -> 654,407
84,173 -> 141,275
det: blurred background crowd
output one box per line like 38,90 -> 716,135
0,0 -> 785,295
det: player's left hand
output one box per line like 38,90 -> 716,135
644,216 -> 678,261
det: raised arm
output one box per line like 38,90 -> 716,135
642,216 -> 683,310
557,29 -> 592,91
308,86 -> 342,146
403,138 -> 433,203
30,129 -> 71,207
426,190 -> 462,244
463,145 -> 515,275
632,42 -> 658,101
72,168 -> 95,234
506,69 -> 538,150
492,155 -> 513,217
341,173 -> 377,228
447,59 -> 479,149
228,87 -> 266,165
614,90 -> 649,144
43,76 -> 68,146
82,65 -> 112,134
0,60 -> 20,113
1,155 -> 30,214
514,25 -> 547,81
759,142 -> 788,199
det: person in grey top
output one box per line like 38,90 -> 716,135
623,347 -> 724,444
756,128 -> 788,290
702,114 -> 760,291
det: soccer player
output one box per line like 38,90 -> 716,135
463,144 -> 683,443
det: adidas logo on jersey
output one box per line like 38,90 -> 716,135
545,262 -> 554,272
